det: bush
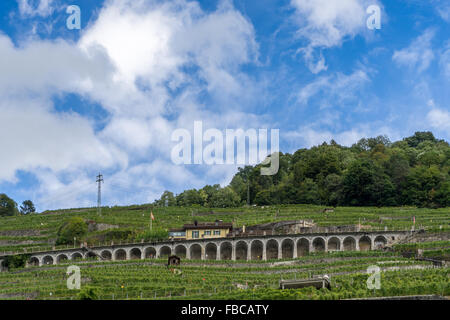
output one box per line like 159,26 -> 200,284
56,217 -> 88,245
78,286 -> 99,300
2,254 -> 30,269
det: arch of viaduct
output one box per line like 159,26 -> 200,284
12,231 -> 412,268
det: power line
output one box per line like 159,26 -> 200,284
96,173 -> 104,216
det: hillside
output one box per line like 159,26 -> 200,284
155,131 -> 450,209
1,204 -> 449,255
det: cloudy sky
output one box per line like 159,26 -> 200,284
0,0 -> 449,211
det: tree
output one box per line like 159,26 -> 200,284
209,187 -> 241,207
0,194 -> 18,217
156,191 -> 176,207
56,217 -> 88,245
295,178 -> 320,204
254,190 -> 272,205
404,131 -> 436,148
20,200 -> 36,215
341,159 -> 395,206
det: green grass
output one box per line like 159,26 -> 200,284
0,250 -> 448,300
1,204 -> 449,254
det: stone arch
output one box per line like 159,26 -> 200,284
359,236 -> 372,251
250,240 -> 263,260
159,246 -> 172,258
114,249 -> 127,261
43,255 -> 54,265
205,243 -> 217,260
374,235 -> 387,249
101,250 -> 112,260
174,245 -> 187,258
190,244 -> 202,260
144,247 -> 156,259
56,254 -> 68,263
130,248 -> 142,260
297,238 -> 309,256
220,242 -> 232,260
281,239 -> 294,259
235,241 -> 248,260
28,257 -> 40,266
71,252 -> 83,261
343,237 -> 356,251
266,239 -> 279,260
312,237 -> 325,252
327,237 -> 340,251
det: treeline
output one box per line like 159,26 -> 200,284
0,194 -> 35,216
155,132 -> 450,208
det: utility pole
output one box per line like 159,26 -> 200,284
96,173 -> 104,216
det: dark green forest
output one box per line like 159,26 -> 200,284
155,132 -> 450,208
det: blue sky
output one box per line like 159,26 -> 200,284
0,0 -> 449,211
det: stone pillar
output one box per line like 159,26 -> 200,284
201,246 -> 205,260
262,242 -> 267,261
216,246 -> 220,261
324,240 -> 328,253
340,238 -> 344,251
293,242 -> 298,258
232,243 -> 237,261
278,243 -> 282,259
246,242 -> 251,261
186,246 -> 191,260
0,259 -> 4,272
355,238 -> 360,251
126,250 -> 131,260
371,237 -> 375,250
309,240 -> 314,253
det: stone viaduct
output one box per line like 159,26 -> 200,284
0,230 -> 412,269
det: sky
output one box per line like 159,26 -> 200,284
0,0 -> 449,211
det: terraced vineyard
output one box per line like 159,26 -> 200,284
1,204 -> 450,254
0,250 -> 448,300
1,204 -> 449,300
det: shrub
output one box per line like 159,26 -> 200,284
56,217 -> 88,245
78,286 -> 99,300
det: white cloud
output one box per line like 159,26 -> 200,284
290,0 -> 381,73
433,0 -> 450,22
440,42 -> 450,78
297,69 -> 370,106
392,29 -> 435,73
284,124 -> 398,149
1,0 -> 263,210
0,98 -> 125,182
427,108 -> 450,134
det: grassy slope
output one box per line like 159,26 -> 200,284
1,204 -> 449,300
1,204 -> 449,254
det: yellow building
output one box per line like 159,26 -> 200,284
169,221 -> 232,240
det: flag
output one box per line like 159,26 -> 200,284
151,211 -> 155,221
